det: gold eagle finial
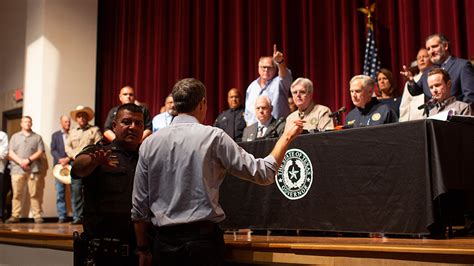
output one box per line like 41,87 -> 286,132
357,2 -> 376,31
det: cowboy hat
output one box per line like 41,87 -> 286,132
53,164 -> 72,184
70,105 -> 94,121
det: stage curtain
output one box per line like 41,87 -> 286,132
96,0 -> 474,126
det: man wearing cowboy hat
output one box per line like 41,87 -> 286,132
66,105 -> 102,224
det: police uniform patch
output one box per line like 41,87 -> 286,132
371,113 -> 381,121
276,148 -> 313,200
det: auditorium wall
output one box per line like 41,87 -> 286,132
0,0 -> 26,127
0,0 -> 98,219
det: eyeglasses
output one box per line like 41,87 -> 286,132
259,66 -> 274,70
291,90 -> 307,96
417,55 -> 430,60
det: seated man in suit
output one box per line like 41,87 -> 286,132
345,75 -> 398,128
242,95 -> 285,141
427,68 -> 472,116
285,77 -> 334,132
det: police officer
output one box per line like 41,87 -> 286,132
72,103 -> 144,265
214,88 -> 246,142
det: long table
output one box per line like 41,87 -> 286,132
219,119 -> 474,236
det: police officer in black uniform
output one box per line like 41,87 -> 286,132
214,88 -> 246,142
72,103 -> 145,265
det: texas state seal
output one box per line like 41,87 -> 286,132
276,148 -> 313,200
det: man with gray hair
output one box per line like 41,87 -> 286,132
345,75 -> 398,127
242,95 -> 286,141
244,44 -> 292,125
285,77 -> 334,132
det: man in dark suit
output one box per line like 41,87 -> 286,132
242,95 -> 285,141
50,115 -> 71,223
401,33 -> 474,104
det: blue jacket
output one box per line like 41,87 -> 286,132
408,56 -> 474,104
51,130 -> 67,165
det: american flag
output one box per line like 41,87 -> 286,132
362,28 -> 380,81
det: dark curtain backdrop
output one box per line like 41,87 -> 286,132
95,0 -> 474,126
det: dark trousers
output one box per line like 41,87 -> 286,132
74,231 -> 137,266
0,167 -> 12,221
152,221 -> 225,266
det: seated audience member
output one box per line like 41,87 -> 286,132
71,104 -> 144,265
243,95 -> 285,141
214,88 -> 246,142
346,75 -> 398,127
376,68 -> 401,117
104,86 -> 152,142
245,44 -> 292,125
285,78 -> 334,132
399,48 -> 432,121
152,94 -> 175,132
288,96 -> 297,113
427,68 -> 473,116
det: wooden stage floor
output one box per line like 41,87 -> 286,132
2,223 -> 474,265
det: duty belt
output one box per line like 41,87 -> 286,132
88,237 -> 130,257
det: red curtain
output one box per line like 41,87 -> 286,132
96,0 -> 474,126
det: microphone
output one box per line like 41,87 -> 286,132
417,98 -> 437,110
329,106 -> 346,118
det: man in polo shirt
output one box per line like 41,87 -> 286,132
6,116 -> 45,224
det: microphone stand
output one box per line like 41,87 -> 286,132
424,104 -> 430,118
333,113 -> 342,126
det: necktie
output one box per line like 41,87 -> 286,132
257,126 -> 264,138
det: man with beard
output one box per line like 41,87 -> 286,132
401,33 -> 474,105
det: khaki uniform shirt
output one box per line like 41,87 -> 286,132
285,102 -> 334,132
66,124 -> 102,159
